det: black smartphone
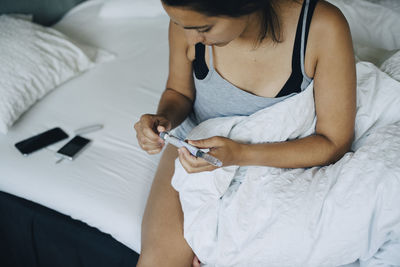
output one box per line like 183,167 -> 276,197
56,135 -> 91,160
15,127 -> 69,156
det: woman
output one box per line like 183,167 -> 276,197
134,0 -> 356,266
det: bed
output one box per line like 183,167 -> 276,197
0,0 -> 168,265
0,0 -> 399,266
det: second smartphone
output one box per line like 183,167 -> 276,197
56,135 -> 91,160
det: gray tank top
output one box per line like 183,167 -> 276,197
174,0 -> 315,140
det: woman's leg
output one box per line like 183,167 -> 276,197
137,144 -> 195,267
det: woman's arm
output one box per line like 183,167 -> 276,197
239,3 -> 356,168
180,2 -> 356,171
134,21 -> 196,154
157,20 -> 196,129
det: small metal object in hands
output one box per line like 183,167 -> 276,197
159,132 -> 223,167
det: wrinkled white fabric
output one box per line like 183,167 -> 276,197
171,62 -> 400,267
0,15 -> 113,134
327,0 -> 400,51
381,50 -> 400,82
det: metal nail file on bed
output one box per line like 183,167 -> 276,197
159,132 -> 223,167
74,124 -> 103,135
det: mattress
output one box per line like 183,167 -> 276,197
0,0 -> 169,253
0,0 -> 399,262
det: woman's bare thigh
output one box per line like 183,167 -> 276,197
138,144 -> 194,267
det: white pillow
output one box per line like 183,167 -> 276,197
0,15 -> 112,134
98,0 -> 165,18
327,0 -> 400,50
364,0 -> 400,13
380,50 -> 400,82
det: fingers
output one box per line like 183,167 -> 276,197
134,114 -> 171,154
178,147 -> 217,173
140,139 -> 163,153
141,115 -> 163,141
157,124 -> 171,134
136,132 -> 163,153
147,148 -> 163,155
142,127 -> 161,143
157,125 -> 166,133
156,117 -> 172,133
188,136 -> 222,149
192,255 -> 201,267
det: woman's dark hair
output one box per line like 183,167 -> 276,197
161,0 -> 291,44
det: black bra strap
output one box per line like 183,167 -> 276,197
193,43 -> 208,80
275,0 -> 317,97
291,0 -> 307,71
303,0 -> 318,60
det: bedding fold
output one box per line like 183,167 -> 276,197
171,62 -> 400,266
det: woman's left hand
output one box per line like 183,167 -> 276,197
178,136 -> 244,173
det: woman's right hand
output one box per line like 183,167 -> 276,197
134,114 -> 172,154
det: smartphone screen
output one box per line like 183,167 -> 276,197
56,135 -> 91,160
15,127 -> 69,156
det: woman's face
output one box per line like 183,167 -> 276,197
162,4 -> 250,46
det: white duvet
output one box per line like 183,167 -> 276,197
171,61 -> 400,266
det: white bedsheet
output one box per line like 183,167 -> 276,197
0,2 -> 169,253
172,62 -> 400,266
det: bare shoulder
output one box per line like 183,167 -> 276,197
169,21 -> 190,55
307,0 -> 355,82
167,21 -> 196,100
310,0 -> 356,89
313,1 -> 349,26
311,0 -> 352,45
169,21 -> 196,62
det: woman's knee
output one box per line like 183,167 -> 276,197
137,251 -> 162,267
137,247 -> 193,267
153,144 -> 179,181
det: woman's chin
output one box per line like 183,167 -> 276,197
203,41 -> 229,47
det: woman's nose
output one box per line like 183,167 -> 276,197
185,30 -> 205,45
